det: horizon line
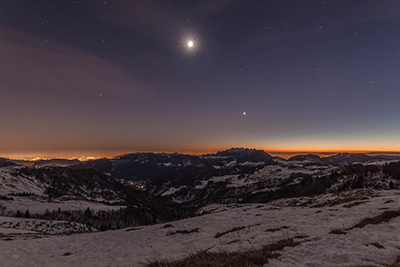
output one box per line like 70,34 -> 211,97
3,148 -> 400,161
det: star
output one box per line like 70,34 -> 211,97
243,112 -> 246,115
188,41 -> 194,48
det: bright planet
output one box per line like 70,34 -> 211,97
188,41 -> 194,47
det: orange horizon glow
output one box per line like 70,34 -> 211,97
3,147 -> 400,161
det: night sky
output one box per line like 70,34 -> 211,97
1,0 -> 400,158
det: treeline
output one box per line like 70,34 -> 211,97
341,161 -> 400,180
383,161 -> 400,180
9,192 -> 37,197
0,195 -> 14,200
29,205 -> 190,231
333,162 -> 400,191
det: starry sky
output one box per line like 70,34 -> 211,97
1,0 -> 400,158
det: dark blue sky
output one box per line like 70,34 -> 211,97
1,0 -> 400,158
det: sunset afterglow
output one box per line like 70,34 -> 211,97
1,1 -> 399,161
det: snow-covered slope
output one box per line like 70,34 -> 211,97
1,189 -> 399,267
0,166 -> 127,216
0,166 -> 46,196
147,158 -> 400,208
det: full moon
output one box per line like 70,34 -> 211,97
188,41 -> 194,47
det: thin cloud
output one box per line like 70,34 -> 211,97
0,27 -> 151,98
89,0 -> 238,49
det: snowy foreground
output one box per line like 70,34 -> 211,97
1,189 -> 400,267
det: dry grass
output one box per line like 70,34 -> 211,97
350,210 -> 400,229
125,227 -> 141,232
265,226 -> 290,232
214,226 -> 246,238
310,189 -> 373,208
389,256 -> 400,267
331,209 -> 400,236
367,242 -> 385,249
314,196 -> 369,208
166,228 -> 199,236
329,229 -> 347,235
384,199 -> 395,204
343,201 -> 366,208
214,224 -> 261,239
146,238 -> 300,267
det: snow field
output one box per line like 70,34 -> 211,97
0,189 -> 399,266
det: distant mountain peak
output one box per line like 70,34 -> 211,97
216,147 -> 265,154
288,154 -> 321,161
322,153 -> 372,165
213,147 -> 273,162
32,159 -> 81,167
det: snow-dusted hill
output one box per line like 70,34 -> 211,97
0,165 -> 192,230
0,188 -> 399,266
0,166 -> 128,216
73,147 -> 276,182
147,158 -> 400,207
2,157 -> 400,230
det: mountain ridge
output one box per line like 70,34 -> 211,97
9,148 -> 400,183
